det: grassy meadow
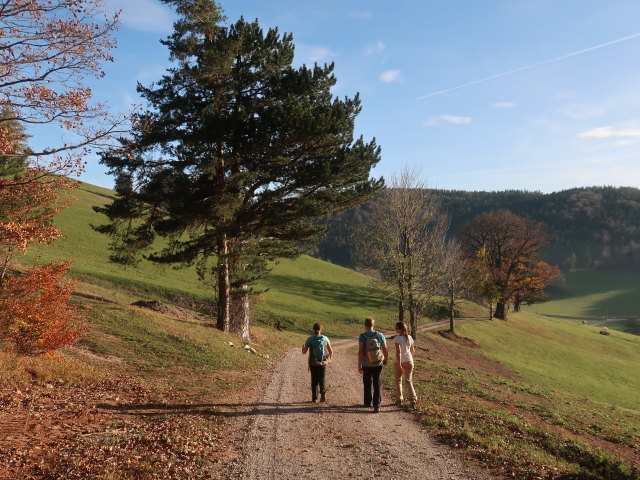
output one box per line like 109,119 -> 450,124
529,268 -> 640,319
388,311 -> 640,479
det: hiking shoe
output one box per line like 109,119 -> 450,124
312,398 -> 318,403
373,406 -> 380,413
320,393 -> 326,403
396,399 -> 403,406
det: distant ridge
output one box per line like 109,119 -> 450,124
313,185 -> 640,271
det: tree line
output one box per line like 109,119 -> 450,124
314,186 -> 640,272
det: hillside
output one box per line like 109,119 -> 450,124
20,181 -> 397,338
401,312 -> 640,479
313,186 -> 640,271
1,181 -> 639,479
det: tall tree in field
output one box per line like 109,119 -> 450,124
461,209 -> 554,320
95,0 -> 383,337
352,168 -> 447,338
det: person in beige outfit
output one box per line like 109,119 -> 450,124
393,321 -> 417,407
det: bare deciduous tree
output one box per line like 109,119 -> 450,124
353,167 -> 447,337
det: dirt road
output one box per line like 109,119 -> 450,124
219,335 -> 493,480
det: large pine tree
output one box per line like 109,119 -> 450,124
96,0 -> 383,336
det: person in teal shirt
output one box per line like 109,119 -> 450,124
302,323 -> 333,403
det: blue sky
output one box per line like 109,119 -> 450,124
71,0 -> 640,192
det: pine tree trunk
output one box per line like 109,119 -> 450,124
231,285 -> 251,341
488,303 -> 493,319
216,234 -> 230,332
494,301 -> 507,320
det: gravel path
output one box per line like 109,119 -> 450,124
223,335 -> 493,480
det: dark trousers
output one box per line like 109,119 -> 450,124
362,366 -> 383,407
309,364 -> 326,400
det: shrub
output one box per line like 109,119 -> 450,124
0,261 -> 85,355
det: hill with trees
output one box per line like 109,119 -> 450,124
313,186 -> 640,271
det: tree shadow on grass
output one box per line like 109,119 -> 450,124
265,273 -> 390,312
96,401 -> 374,418
583,288 -> 640,318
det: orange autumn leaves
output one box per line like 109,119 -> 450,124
0,168 -> 84,356
0,261 -> 84,356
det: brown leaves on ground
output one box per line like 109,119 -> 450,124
0,374 -> 242,480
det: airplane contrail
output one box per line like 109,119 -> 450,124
417,32 -> 640,100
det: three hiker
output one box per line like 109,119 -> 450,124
393,321 -> 417,407
302,322 -> 333,403
358,316 -> 388,413
303,317 -> 416,412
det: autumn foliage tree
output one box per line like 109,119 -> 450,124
0,261 -> 84,355
0,0 -> 120,354
461,209 -> 556,320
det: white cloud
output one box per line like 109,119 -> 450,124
441,114 -> 472,125
107,0 -> 173,33
379,70 -> 402,83
422,115 -> 472,127
558,104 -> 605,120
364,41 -> 385,56
490,101 -> 516,109
578,126 -> 640,138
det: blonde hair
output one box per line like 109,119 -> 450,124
364,317 -> 375,328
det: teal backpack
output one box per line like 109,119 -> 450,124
309,335 -> 327,364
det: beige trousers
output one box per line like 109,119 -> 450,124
395,361 -> 417,402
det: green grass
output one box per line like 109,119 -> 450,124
529,268 -> 640,319
457,312 -> 640,410
389,312 -> 640,479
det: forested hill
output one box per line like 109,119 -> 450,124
312,186 -> 640,270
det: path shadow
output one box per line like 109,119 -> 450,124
96,401 -> 376,418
